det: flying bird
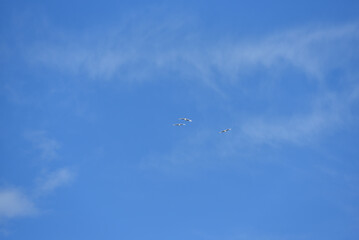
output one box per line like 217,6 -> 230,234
173,123 -> 186,126
219,128 -> 231,133
179,118 -> 192,122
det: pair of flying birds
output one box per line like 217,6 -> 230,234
173,118 -> 191,127
173,118 -> 231,133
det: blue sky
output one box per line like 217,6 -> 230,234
1,0 -> 359,239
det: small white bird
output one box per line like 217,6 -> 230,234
179,118 -> 192,122
173,123 -> 186,126
219,128 -> 231,133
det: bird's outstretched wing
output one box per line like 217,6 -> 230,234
179,118 -> 192,122
219,128 -> 231,133
173,123 -> 186,126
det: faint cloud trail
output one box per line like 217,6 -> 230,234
36,168 -> 74,194
18,13 -> 359,171
25,130 -> 61,161
26,20 -> 359,84
0,188 -> 37,221
0,131 -> 75,224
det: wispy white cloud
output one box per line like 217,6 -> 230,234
0,167 -> 75,224
212,24 -> 359,79
20,14 -> 359,169
25,131 -> 75,192
26,19 -> 359,84
240,89 -> 359,145
0,189 -> 37,221
26,12 -> 198,81
25,132 -> 75,195
0,133 -> 75,225
37,168 -> 74,193
142,84 -> 359,172
25,131 -> 60,161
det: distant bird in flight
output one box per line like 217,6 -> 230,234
179,118 -> 192,122
219,128 -> 231,133
173,123 -> 186,126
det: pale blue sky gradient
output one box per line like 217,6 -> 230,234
1,1 -> 359,239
